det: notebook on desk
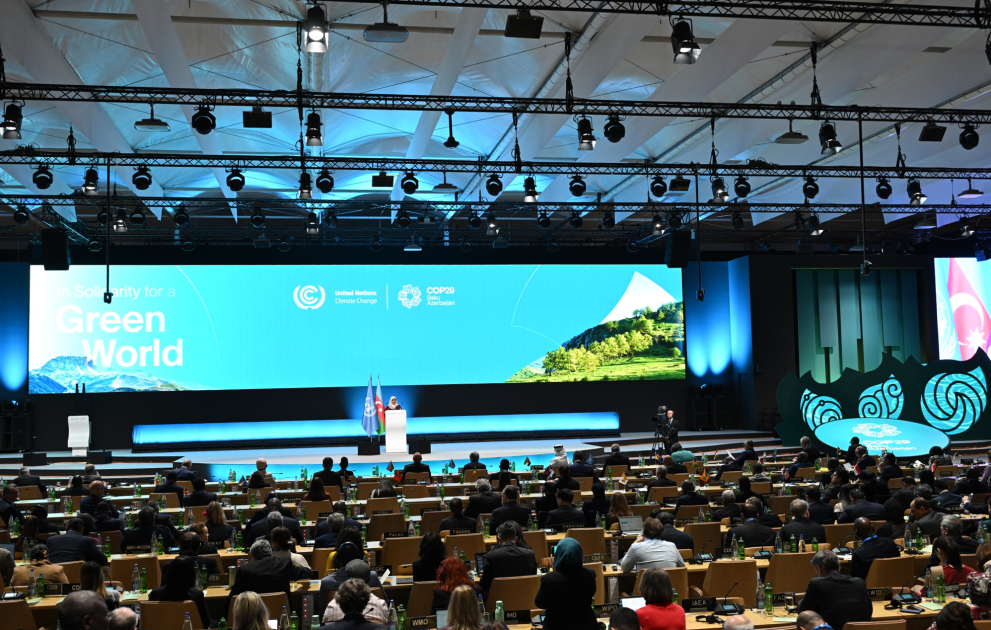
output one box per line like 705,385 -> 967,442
620,597 -> 646,611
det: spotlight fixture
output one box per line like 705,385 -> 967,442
731,212 -> 744,230
191,104 -> 216,135
181,240 -> 195,252
733,176 -> 750,199
132,165 -> 152,191
960,178 -> 985,199
669,175 -> 691,195
670,18 -> 701,64
650,176 -> 667,198
802,175 -> 819,200
133,103 -> 171,132
485,174 -> 503,197
775,118 -> 809,144
626,240 -> 639,253
443,109 -> 459,149
113,209 -> 128,233
505,7 -> 543,39
295,171 -> 311,200
546,240 -> 560,253
396,208 -> 412,228
433,172 -> 458,193
242,105 -> 272,129
809,213 -> 823,236
227,168 -> 246,192
861,260 -> 872,277
961,217 -> 975,237
961,124 -> 980,150
523,177 -> 539,203
250,206 -> 265,228
87,239 -> 103,253
569,175 -> 586,197
819,120 -> 841,155
793,212 -> 806,231
304,2 -> 330,53
325,211 -> 338,229
576,116 -> 596,151
305,111 -> 323,146
459,237 -> 472,252
400,172 -> 419,195
315,169 -> 334,194
710,177 -> 729,203
32,164 -> 53,190
370,237 -> 384,252
13,205 -> 29,226
604,115 -> 626,143
129,209 -> 146,225
467,212 -> 482,230
875,177 -> 892,200
919,121 -> 947,142
371,171 -> 394,188
914,213 -> 936,230
82,168 -> 99,196
2,103 -> 22,140
278,238 -> 292,253
486,213 -> 499,236
364,4 -> 408,43
907,178 -> 927,206
97,209 -> 109,225
667,211 -> 683,229
173,204 -> 189,227
599,212 -> 615,230
569,210 -> 583,230
404,239 -> 422,252
651,213 -> 664,237
537,211 -> 551,229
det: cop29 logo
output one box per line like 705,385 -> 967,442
398,285 -> 421,309
293,285 -> 326,310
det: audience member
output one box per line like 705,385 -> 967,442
953,467 -> 990,496
437,585 -> 481,630
245,499 -> 304,546
601,444 -> 632,473
402,452 -> 431,481
463,452 -> 487,472
854,446 -> 876,472
62,476 -> 91,498
322,562 -> 389,625
48,518 -> 107,565
439,498 -> 476,533
837,489 -> 885,523
934,535 -> 976,584
232,539 -> 311,607
535,538 -> 597,630
729,440 -> 759,468
927,515 -> 980,567
81,464 -> 102,484
162,532 -> 220,581
734,477 -> 757,503
314,457 -> 344,490
727,505 -> 776,548
153,472 -> 185,508
11,466 -> 46,492
749,463 -> 771,482
795,611 -> 828,630
32,505 -> 60,533
370,478 -> 397,498
669,443 -> 693,464
797,549 -> 872,629
123,506 -> 175,550
171,459 -> 196,481
722,617 -> 753,630
877,453 -> 902,482
149,556 -> 211,628
0,484 -> 24,525
185,478 -> 219,507
655,512 -> 693,550
663,455 -> 687,475
634,568 -> 685,630
569,451 -> 600,479
233,591 -> 270,630
714,456 -> 742,482
607,607 -> 641,630
315,513 -> 347,549
646,466 -> 675,489
799,436 -> 820,462
604,490 -> 632,528
934,601 -> 977,630
186,523 -> 218,555
93,502 -> 125,536
547,445 -> 570,475
822,468 -> 851,503
712,490 -> 741,521
465,478 -> 503,519
849,517 -> 899,580
804,487 -> 835,525
545,488 -> 585,530
320,532 -> 382,606
674,481 -> 707,509
876,499 -> 908,541
491,485 -> 530,530
480,521 -> 537,592
787,452 -> 809,480
80,481 -> 118,518
620,517 -> 685,571
205,501 -> 234,543
554,465 -> 581,491
58,590 -> 109,630
412,531 -> 447,582
431,556 -> 481,613
108,608 -> 136,630
11,543 -> 68,586
746,496 -> 783,527
780,499 -> 827,544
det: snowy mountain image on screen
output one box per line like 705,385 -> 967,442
29,356 -> 205,393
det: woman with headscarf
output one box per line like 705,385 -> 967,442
534,537 -> 597,630
387,396 -> 402,411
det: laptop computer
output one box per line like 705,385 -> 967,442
618,516 -> 643,535
620,596 -> 646,611
436,610 -> 448,628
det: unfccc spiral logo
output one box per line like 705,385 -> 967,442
398,284 -> 421,309
293,285 -> 326,310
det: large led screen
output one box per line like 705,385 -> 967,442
28,265 -> 684,393
935,258 -> 991,361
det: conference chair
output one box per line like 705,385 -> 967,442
0,599 -> 37,630
766,496 -> 794,515
312,548 -> 334,578
602,465 -> 628,478
750,481 -> 772,494
357,483 -> 379,500
683,522 -> 722,556
16,486 -> 42,500
400,485 -> 429,499
445,533 -> 486,560
406,581 -> 440,617
702,560 -> 758,607
822,523 -> 855,549
299,500 -> 333,521
110,556 -> 163,590
409,499 -> 441,516
56,561 -> 84,583
367,513 -> 406,541
464,469 -> 487,483
675,505 -> 710,522
404,472 -> 430,485
140,601 -> 206,630
633,567 -> 688,602
379,536 -> 423,570
865,556 -> 916,589
646,486 -> 678,504
795,467 -> 816,480
631,504 -> 655,519
720,471 -> 744,484
485,575 -> 541,614
177,481 -> 194,493
584,562 -> 606,605
227,592 -> 290,623
153,492 -> 181,509
96,529 -> 124,554
887,478 -> 904,490
367,497 -> 400,515
668,474 -> 689,485
420,510 -> 452,534
976,493 -> 988,506
576,478 -> 595,492
934,466 -> 956,478
845,622 -> 905,630
764,552 -> 816,588
974,621 -> 991,629
565,528 -> 606,557
963,554 -> 979,570
522,530 -> 549,561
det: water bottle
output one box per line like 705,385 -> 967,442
485,518 -> 491,537
182,613 -> 192,630
194,561 -> 201,588
150,532 -> 158,556
37,570 -> 46,596
811,537 -> 818,553
476,594 -> 486,623
388,600 -> 398,630
789,534 -> 797,553
671,588 -> 679,605
131,564 -> 140,593
229,564 -> 237,588
924,568 -> 934,600
755,579 -> 765,614
140,567 -> 148,593
10,518 -> 19,537
531,510 -> 538,531
799,534 -> 806,553
397,605 -> 406,630
730,534 -> 739,561
362,524 -> 368,544
218,618 -> 228,630
738,536 -> 745,560
764,582 -> 774,614
311,616 -> 320,630
291,612 -> 299,630
103,535 -> 111,558
280,606 -> 290,630
300,505 -> 307,524
916,527 -> 924,550
28,568 -> 36,597
594,514 -> 602,528
495,601 -> 505,622
936,572 -> 946,603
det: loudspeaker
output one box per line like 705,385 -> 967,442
87,450 -> 112,464
409,439 -> 431,454
358,441 -> 381,456
664,231 -> 691,268
23,452 -> 48,466
41,228 -> 70,271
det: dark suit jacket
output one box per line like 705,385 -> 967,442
837,500 -> 885,523
808,501 -> 836,525
715,463 -> 743,481
154,483 -> 186,507
569,461 -> 600,479
850,536 -> 900,580
933,491 -> 963,510
402,463 -> 431,481
487,471 -> 520,487
229,555 -> 310,602
861,479 -> 891,504
758,513 -> 784,528
184,491 -> 218,507
915,510 -> 944,539
878,465 -> 904,482
149,586 -> 210,628
480,543 -> 537,591
172,467 -> 196,481
856,456 -> 877,471
781,517 -> 827,544
11,474 -> 46,492
675,492 -> 709,508
646,478 -> 676,489
802,445 -> 821,462
206,521 -> 234,544
667,463 -> 688,474
545,505 -> 585,530
313,532 -> 340,549
952,479 -> 990,496
463,462 -> 488,471
162,553 -> 221,582
889,490 -> 916,510
601,453 -> 632,473
712,504 -> 741,521
0,498 -> 23,525
465,491 -> 503,519
491,502 -> 531,530
61,486 -> 90,497
727,519 -> 777,548
731,450 -> 759,469
535,567 -> 598,630
314,469 -> 344,490
123,524 -> 175,550
46,530 -> 107,565
93,517 -> 126,536
80,495 -> 119,518
798,573 -> 873,630
245,516 -> 305,547
659,524 -> 694,550
319,613 -> 388,630
439,515 -> 476,533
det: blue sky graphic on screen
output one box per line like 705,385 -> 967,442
29,265 -> 684,393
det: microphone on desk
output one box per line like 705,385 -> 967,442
691,539 -> 712,564
714,581 -> 743,615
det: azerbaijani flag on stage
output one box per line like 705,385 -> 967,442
361,376 -> 377,437
375,376 -> 386,435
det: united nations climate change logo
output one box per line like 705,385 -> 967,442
398,284 -> 421,309
293,285 -> 326,310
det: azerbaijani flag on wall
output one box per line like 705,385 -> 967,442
375,376 -> 386,435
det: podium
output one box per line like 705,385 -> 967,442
385,410 -> 407,453
67,415 -> 91,457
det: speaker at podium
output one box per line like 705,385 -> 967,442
385,409 -> 407,453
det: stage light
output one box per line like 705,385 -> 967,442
400,172 -> 419,195
669,175 -> 691,194
710,177 -> 729,203
961,178 -> 985,199
809,213 -> 823,236
793,212 -> 806,231
961,216 -> 975,237
278,238 -> 292,252
396,208 -> 412,228
537,211 -> 551,229
876,177 -> 892,200
191,104 -> 216,135
486,213 -> 499,236
2,103 -> 22,140
132,165 -> 152,191
523,177 -> 539,203
306,211 -> 320,235
134,104 -> 170,132
919,121 -> 947,142
604,115 -> 625,143
731,212 -> 744,230
181,240 -> 195,252
364,4 -> 408,42
468,211 -> 482,230
907,178 -> 927,206
227,168 -> 246,192
650,176 -> 667,198
298,171 -> 312,200
32,164 -> 53,190
486,174 -> 503,197
371,171 -> 394,188
83,168 -> 99,196
325,210 -> 337,228
651,213 -> 664,237
370,237 -> 383,252
173,204 -> 189,227
569,211 -> 583,230
733,176 -> 750,199
961,124 -> 980,150
576,116 -> 596,151
775,119 -> 808,144
802,175 -> 819,200
459,237 -> 472,252
819,120 -> 841,155
599,213 -> 615,230
304,3 -> 330,53
316,169 -> 334,194
670,18 -> 701,64
505,8 -> 543,39
87,239 -> 102,252
626,240 -> 639,253
129,208 -> 145,225
97,209 -> 109,225
113,209 -> 128,233
547,240 -> 560,253
250,206 -> 265,228
861,260 -> 872,276
305,112 -> 323,146
13,205 -> 29,226
569,175 -> 586,197
667,211 -> 682,228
